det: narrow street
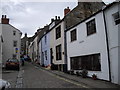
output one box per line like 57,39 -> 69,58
2,61 -> 89,88
22,62 -> 86,88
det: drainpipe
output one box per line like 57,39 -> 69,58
103,10 -> 111,82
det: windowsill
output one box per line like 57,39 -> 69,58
71,40 -> 77,43
56,37 -> 61,40
87,32 -> 96,37
56,59 -> 62,61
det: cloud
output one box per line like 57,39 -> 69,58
1,0 -> 116,37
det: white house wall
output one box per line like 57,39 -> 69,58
0,26 -> 2,63
104,2 -> 120,84
38,40 -> 43,65
2,24 -> 21,64
66,12 -> 110,81
33,36 -> 38,61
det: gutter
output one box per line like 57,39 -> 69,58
102,10 -> 111,82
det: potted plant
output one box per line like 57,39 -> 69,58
92,74 -> 97,80
76,71 -> 80,76
81,69 -> 88,78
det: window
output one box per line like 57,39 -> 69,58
13,54 -> 17,59
86,19 -> 96,36
113,12 -> 120,25
56,25 -> 61,39
71,53 -> 101,71
56,44 -> 62,60
45,50 -> 47,60
13,31 -> 16,36
71,29 -> 77,42
13,41 -> 17,47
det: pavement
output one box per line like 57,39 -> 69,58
33,62 -> 120,89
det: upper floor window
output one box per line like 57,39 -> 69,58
13,31 -> 16,36
71,29 -> 77,42
13,54 -> 17,59
56,44 -> 62,60
56,25 -> 61,39
13,41 -> 17,47
86,19 -> 96,36
113,12 -> 120,25
45,50 -> 47,60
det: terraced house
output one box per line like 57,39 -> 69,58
66,2 -> 120,85
0,15 -> 22,66
0,28 -> 3,62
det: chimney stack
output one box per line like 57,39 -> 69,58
51,18 -> 54,22
55,16 -> 57,20
58,16 -> 60,20
64,7 -> 70,16
1,15 -> 9,24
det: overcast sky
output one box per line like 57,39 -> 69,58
1,0 -> 116,37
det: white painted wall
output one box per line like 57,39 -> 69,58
50,21 -> 65,65
38,40 -> 42,65
28,42 -> 34,62
1,24 -> 21,65
104,2 -> 120,84
33,36 -> 38,61
66,11 -> 110,81
0,26 -> 2,63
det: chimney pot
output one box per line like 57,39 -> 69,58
51,18 -> 54,22
55,16 -> 57,20
5,15 -> 6,18
2,15 -> 4,18
58,16 -> 60,20
64,7 -> 70,16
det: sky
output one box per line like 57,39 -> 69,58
1,0 -> 116,37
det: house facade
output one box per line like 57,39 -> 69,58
21,33 -> 29,56
40,32 -> 51,67
50,17 -> 67,72
1,15 -> 22,65
0,28 -> 3,63
103,2 -> 120,85
66,2 -> 120,85
66,10 -> 109,81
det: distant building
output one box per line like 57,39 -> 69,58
21,33 -> 29,56
0,15 -> 22,65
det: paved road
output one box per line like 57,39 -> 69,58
2,69 -> 19,88
22,62 -> 85,88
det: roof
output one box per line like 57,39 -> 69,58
0,23 -> 22,34
65,1 -> 119,32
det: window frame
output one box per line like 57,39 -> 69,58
56,44 -> 62,60
86,19 -> 96,36
13,41 -> 17,47
56,25 -> 61,39
70,29 -> 77,42
13,31 -> 16,36
70,53 -> 101,71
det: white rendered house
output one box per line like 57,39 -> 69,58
1,15 -> 22,65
